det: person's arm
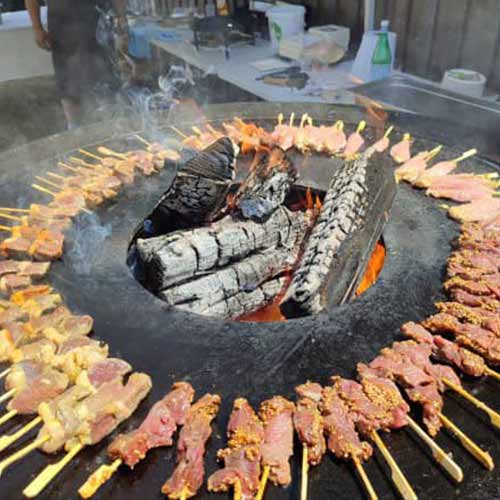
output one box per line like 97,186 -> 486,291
26,0 -> 51,50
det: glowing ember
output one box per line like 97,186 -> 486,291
355,241 -> 386,296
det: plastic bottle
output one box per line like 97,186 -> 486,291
371,21 -> 392,81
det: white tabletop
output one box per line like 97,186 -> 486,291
0,7 -> 47,32
151,29 -> 356,104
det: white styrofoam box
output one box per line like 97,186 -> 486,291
308,24 -> 350,50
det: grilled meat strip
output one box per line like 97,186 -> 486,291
320,384 -> 373,461
208,398 -> 264,500
293,382 -> 326,465
444,275 -> 500,299
436,302 -> 499,336
402,322 -> 487,377
258,396 -> 295,487
162,393 -> 221,499
108,381 -> 195,468
423,313 -> 500,365
451,289 -> 499,312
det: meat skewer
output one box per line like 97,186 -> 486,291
0,358 -> 132,453
390,133 -> 412,163
208,398 -> 264,500
255,396 -> 295,500
342,120 -> 366,159
370,125 -> 394,153
292,382 -> 326,500
161,393 -> 221,499
318,383 -> 378,500
394,145 -> 442,183
79,381 -> 195,498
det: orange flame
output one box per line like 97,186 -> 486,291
355,240 -> 386,296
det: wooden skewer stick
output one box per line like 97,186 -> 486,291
402,133 -> 411,141
255,465 -> 270,500
0,435 -> 49,477
23,442 -> 84,497
289,112 -> 295,127
0,409 -> 17,427
0,368 -> 11,379
47,172 -> 67,181
32,184 -> 58,198
134,134 -> 152,148
234,477 -> 242,500
335,120 -> 344,131
425,145 -> 443,161
78,458 -> 122,499
35,176 -> 63,191
0,416 -> 41,453
307,116 -> 313,127
0,207 -> 30,213
383,125 -> 394,139
453,148 -> 477,163
370,431 -> 417,500
439,413 -> 494,470
353,457 -> 378,500
58,162 -> 81,173
78,149 -> 103,162
406,416 -> 463,482
69,157 -> 97,168
443,378 -> 500,430
0,388 -> 16,404
485,367 -> 500,381
277,113 -> 283,126
301,444 -> 308,500
356,120 -> 366,134
97,147 -> 128,160
0,225 -> 13,233
300,114 -> 308,128
192,126 -> 203,136
0,212 -> 22,222
170,126 -> 188,139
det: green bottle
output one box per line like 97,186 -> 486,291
371,31 -> 391,80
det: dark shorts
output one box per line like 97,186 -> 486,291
47,1 -> 108,101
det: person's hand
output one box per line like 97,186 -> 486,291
34,27 -> 52,51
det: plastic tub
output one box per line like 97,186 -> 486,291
266,4 -> 305,50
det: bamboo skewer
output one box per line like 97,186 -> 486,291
78,458 -> 122,498
0,416 -> 41,453
0,435 -> 49,477
78,149 -> 103,162
234,478 -> 242,500
23,442 -> 84,497
353,458 -> 378,500
0,225 -> 13,232
370,431 -> 417,500
443,378 -> 500,430
356,120 -> 366,134
96,147 -> 128,160
277,113 -> 283,126
301,444 -> 308,500
255,465 -> 270,500
406,416 -> 463,482
439,413 -> 494,470
0,207 -> 30,213
47,172 -> 67,181
0,388 -> 16,404
58,162 -> 81,174
35,177 -> 63,191
425,145 -> 443,161
485,367 -> 500,381
170,126 -> 188,139
334,120 -> 344,131
134,134 -> 152,148
0,368 -> 11,379
383,125 -> 394,139
0,409 -> 17,427
289,112 -> 295,127
452,148 -> 477,163
300,113 -> 308,128
32,184 -> 59,198
192,126 -> 203,136
0,212 -> 22,222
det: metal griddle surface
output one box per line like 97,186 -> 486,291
0,103 -> 498,500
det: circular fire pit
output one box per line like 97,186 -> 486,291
0,103 -> 498,499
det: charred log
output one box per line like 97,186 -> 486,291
178,277 -> 286,319
233,149 -> 298,222
159,243 -> 299,315
135,137 -> 238,238
280,155 -> 369,316
137,207 -> 309,292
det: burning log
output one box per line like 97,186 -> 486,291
137,207 -> 309,292
136,137 -> 238,237
280,155 -> 369,316
159,246 -> 297,317
233,148 -> 298,222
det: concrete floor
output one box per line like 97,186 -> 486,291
0,75 -> 67,152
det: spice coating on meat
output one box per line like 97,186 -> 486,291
320,385 -> 373,461
108,381 -> 194,468
208,398 -> 264,500
258,396 -> 295,487
293,382 -> 326,465
162,393 -> 221,499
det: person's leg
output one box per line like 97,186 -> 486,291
60,97 -> 81,129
